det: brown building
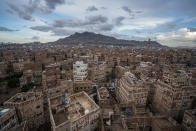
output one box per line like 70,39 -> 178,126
0,108 -> 19,131
48,91 -> 100,131
182,109 -> 196,131
97,87 -> 111,108
116,72 -> 149,107
153,70 -> 196,119
73,80 -> 94,94
4,92 -> 44,129
152,117 -> 181,131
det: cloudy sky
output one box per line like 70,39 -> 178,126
0,0 -> 196,47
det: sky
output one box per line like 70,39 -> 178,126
0,0 -> 196,47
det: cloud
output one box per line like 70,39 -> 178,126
118,17 -> 173,30
188,27 -> 196,32
113,16 -> 125,25
167,24 -> 176,29
7,0 -> 66,21
99,24 -> 113,31
6,9 -> 13,14
7,3 -> 34,21
51,28 -> 75,36
87,15 -> 108,23
45,0 -> 65,9
156,28 -> 196,47
30,26 -> 53,32
100,7 -> 107,10
30,25 -> 76,36
121,6 -> 132,15
53,15 -> 108,28
0,26 -> 19,32
135,30 -> 141,34
135,11 -> 143,14
86,6 -> 98,12
31,15 -> 113,36
31,36 -> 40,40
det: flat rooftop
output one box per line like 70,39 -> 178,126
4,92 -> 42,104
50,91 -> 99,126
97,87 -> 110,100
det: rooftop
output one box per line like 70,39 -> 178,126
49,91 -> 99,126
97,87 -> 110,100
4,92 -> 42,104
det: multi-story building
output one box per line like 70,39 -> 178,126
42,62 -> 74,100
97,87 -> 110,108
73,61 -> 88,82
73,80 -> 94,94
153,69 -> 196,119
116,72 -> 149,107
48,91 -> 100,131
4,92 -> 44,129
182,109 -> 196,131
20,69 -> 34,87
44,63 -> 61,88
152,117 -> 181,131
89,62 -> 107,84
0,108 -> 19,131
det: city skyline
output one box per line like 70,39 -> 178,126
0,0 -> 196,47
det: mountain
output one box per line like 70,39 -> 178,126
50,32 -> 165,48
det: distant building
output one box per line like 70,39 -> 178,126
73,61 -> 88,82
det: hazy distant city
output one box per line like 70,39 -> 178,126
0,0 -> 196,131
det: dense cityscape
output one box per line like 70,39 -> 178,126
0,0 -> 196,131
0,39 -> 195,131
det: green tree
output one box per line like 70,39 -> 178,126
6,63 -> 14,77
21,83 -> 34,92
7,78 -> 19,88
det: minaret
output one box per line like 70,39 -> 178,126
147,38 -> 151,51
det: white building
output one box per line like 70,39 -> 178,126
73,61 -> 88,81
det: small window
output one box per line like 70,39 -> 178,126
36,105 -> 40,109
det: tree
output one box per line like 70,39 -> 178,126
6,63 -> 14,77
7,78 -> 19,88
106,72 -> 110,82
111,67 -> 116,79
21,83 -> 34,92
